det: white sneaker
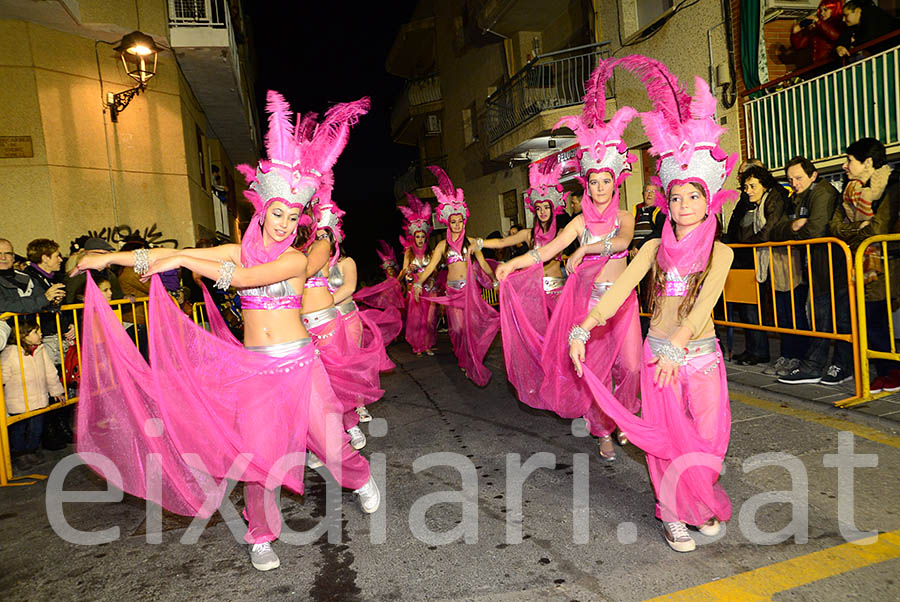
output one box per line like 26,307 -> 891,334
353,477 -> 380,513
698,518 -> 721,537
306,451 -> 324,469
347,426 -> 366,450
249,541 -> 280,571
663,521 -> 696,552
425,348 -> 434,356
356,406 -> 373,423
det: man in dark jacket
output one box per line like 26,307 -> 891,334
0,238 -> 63,315
836,0 -> 900,57
774,157 -> 848,385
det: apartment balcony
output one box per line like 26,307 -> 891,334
485,42 -> 611,161
386,17 -> 436,79
743,40 -> 900,173
393,156 -> 448,201
472,0 -> 571,38
391,74 -> 443,146
168,0 -> 258,165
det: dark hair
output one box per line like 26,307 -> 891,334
739,165 -> 779,191
846,137 -> 886,168
8,317 -> 39,346
119,239 -> 147,253
786,156 -> 817,177
26,238 -> 59,264
843,1 -> 870,12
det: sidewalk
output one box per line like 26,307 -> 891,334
725,356 -> 900,432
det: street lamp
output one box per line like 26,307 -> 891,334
106,31 -> 160,122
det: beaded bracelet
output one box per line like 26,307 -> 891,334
528,249 -> 542,264
656,340 -> 687,366
568,325 -> 590,345
133,249 -> 150,275
215,260 -> 236,290
474,238 -> 484,252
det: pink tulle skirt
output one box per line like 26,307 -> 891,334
424,261 -> 500,386
581,338 -> 732,525
405,292 -> 439,353
76,277 -> 332,518
534,259 -> 642,434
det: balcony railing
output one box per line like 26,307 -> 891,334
485,42 -> 611,144
168,0 -> 227,27
391,74 -> 442,137
743,35 -> 900,171
394,156 -> 448,199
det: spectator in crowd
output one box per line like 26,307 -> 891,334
630,183 -> 665,255
829,138 -> 900,391
506,223 -> 529,259
0,319 -> 9,352
0,238 -> 64,315
724,160 -> 771,364
116,239 -> 152,359
568,191 -> 582,217
1,317 -> 64,472
775,157 -> 846,384
836,0 -> 900,57
791,1 -> 845,63
13,254 -> 28,271
64,237 -> 123,304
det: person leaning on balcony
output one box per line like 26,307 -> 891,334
835,0 -> 900,58
829,138 -> 900,392
791,1 -> 845,63
773,157 -> 850,386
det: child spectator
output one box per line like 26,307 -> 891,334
1,318 -> 64,472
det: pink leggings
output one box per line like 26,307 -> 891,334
244,357 -> 370,544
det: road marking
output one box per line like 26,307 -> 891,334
644,530 -> 900,601
731,391 -> 900,449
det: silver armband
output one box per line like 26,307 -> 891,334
601,239 -> 613,257
214,260 -> 236,290
133,249 -> 150,275
474,237 -> 484,252
568,325 -> 590,345
656,340 -> 687,365
528,249 -> 542,264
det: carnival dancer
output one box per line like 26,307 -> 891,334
496,60 -> 642,461
396,193 -> 439,356
569,55 -> 737,552
302,196 -> 385,452
483,155 -> 569,311
72,91 -> 379,572
352,240 -> 405,345
414,166 -> 500,386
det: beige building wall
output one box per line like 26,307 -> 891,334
0,6 -> 234,253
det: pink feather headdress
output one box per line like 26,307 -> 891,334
554,59 -> 638,234
614,55 -> 738,216
399,192 -> 433,257
236,91 -> 367,267
524,155 -> 569,216
553,59 -> 638,186
376,240 -> 399,273
428,166 -> 468,225
613,55 -> 739,275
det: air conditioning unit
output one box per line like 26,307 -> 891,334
426,114 -> 442,135
764,0 -> 819,21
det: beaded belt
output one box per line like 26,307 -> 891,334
245,337 -> 313,358
301,306 -> 338,330
447,279 -> 466,291
543,276 -> 565,293
336,300 -> 358,316
589,281 -> 614,302
647,335 -> 717,359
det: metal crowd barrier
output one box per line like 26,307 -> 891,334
0,297 -> 150,486
481,287 -> 499,307
718,238 -> 861,406
849,233 -> 900,408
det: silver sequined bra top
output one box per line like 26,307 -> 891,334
238,279 -> 302,310
580,219 -> 627,260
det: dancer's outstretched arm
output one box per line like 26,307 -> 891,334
566,211 -> 635,271
481,228 -> 531,249
496,217 -> 580,280
414,240 -> 447,300
144,248 -> 307,290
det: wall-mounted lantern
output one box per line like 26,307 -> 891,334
106,31 -> 160,122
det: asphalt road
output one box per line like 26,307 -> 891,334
2,335 -> 899,601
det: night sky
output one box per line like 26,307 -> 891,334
244,2 -> 420,284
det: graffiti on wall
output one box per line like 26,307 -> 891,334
85,223 -> 179,248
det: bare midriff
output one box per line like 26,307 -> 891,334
446,260 -> 467,282
543,259 -> 564,278
301,285 -> 333,315
242,276 -> 310,346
